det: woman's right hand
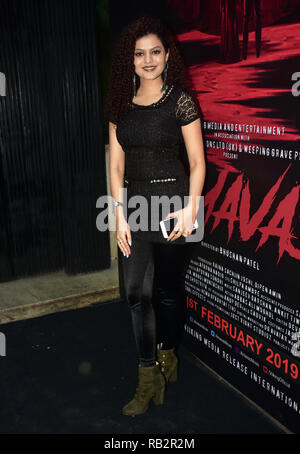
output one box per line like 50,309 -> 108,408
116,213 -> 132,258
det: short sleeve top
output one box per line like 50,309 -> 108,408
116,85 -> 200,181
115,84 -> 201,243
175,89 -> 201,126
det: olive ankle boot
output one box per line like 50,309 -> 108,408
157,343 -> 178,383
122,362 -> 166,416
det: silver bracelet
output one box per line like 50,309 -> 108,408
113,200 -> 124,207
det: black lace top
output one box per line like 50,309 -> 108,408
116,84 -> 200,244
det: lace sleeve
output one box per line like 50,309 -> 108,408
175,90 -> 200,126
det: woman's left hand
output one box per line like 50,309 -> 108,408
166,205 -> 196,241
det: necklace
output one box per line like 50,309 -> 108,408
131,85 -> 173,108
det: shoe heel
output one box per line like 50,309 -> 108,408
153,387 -> 165,405
169,366 -> 178,383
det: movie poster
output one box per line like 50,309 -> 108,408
170,0 -> 300,433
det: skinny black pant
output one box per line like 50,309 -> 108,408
121,236 -> 195,367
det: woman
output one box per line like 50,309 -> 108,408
105,15 -> 206,416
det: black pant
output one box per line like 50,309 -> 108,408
121,235 -> 195,367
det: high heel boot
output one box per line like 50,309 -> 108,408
122,362 -> 166,416
157,343 -> 178,383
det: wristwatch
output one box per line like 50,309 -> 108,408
113,200 -> 124,207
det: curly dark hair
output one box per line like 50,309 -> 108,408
104,15 -> 191,125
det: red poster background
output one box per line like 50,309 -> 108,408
169,0 -> 300,433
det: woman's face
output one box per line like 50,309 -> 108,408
134,33 -> 169,83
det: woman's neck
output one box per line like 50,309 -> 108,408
137,77 -> 165,96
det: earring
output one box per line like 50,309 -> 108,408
160,61 -> 168,92
133,73 -> 137,97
